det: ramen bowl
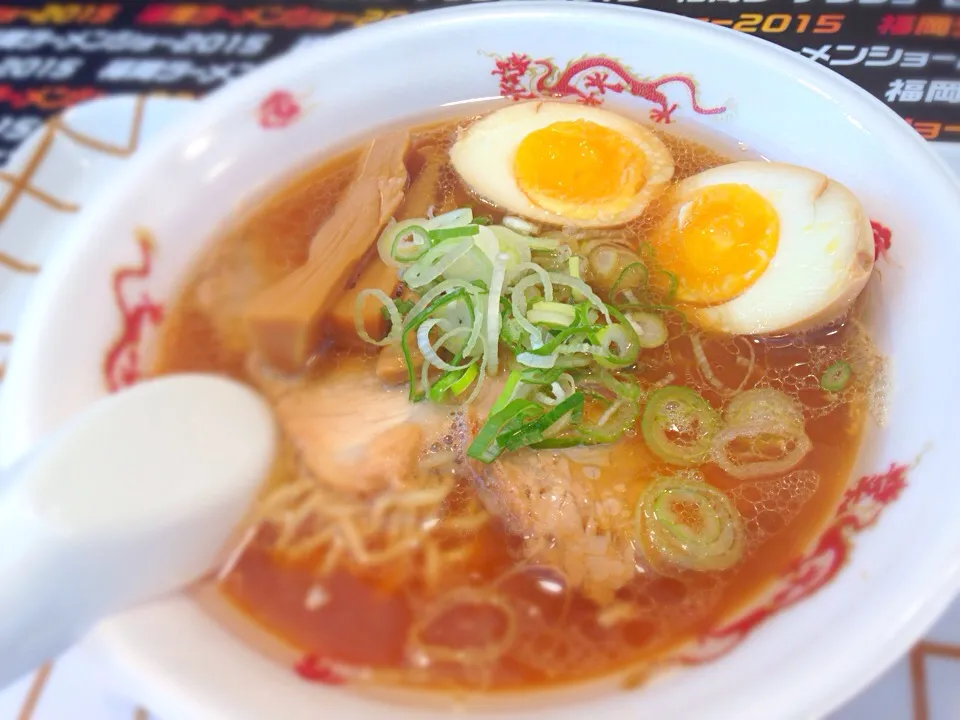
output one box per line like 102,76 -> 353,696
2,2 -> 960,718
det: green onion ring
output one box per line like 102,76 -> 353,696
353,288 -> 402,346
626,311 -> 668,349
641,386 -> 721,465
636,473 -> 744,572
390,224 -> 432,262
724,388 -> 805,429
610,261 -> 648,304
711,421 -> 812,479
820,360 -> 852,392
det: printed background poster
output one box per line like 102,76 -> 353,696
0,0 -> 957,167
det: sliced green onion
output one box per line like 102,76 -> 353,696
378,218 -> 430,267
650,269 -> 679,301
711,421 -> 812,479
534,373 -> 576,406
527,301 -> 577,329
450,363 -> 479,395
511,270 -> 554,344
547,272 -> 611,324
611,262 -> 648,302
500,316 -> 526,352
490,226 -> 532,279
428,291 -> 482,360
526,323 -> 603,358
525,236 -> 562,251
472,216 -> 492,226
517,351 -> 557,369
724,388 -> 804,429
504,392 -> 584,452
636,241 -> 656,261
463,337 -> 490,405
598,370 -> 643,403
556,341 -> 595,358
554,354 -> 593,370
401,288 -> 472,401
568,256 -> 585,300
485,253 -> 508,375
627,311 -> 668,349
820,361 -> 852,392
547,371 -> 641,446
466,398 -> 541,462
594,399 -> 638,438
636,473 -> 744,572
593,324 -> 637,368
486,367 -> 565,418
416,319 -> 472,372
594,306 -> 640,369
404,279 -> 479,325
503,215 -> 539,236
513,263 -> 555,301
390,225 -> 431,262
641,386 -> 720,465
488,369 -> 525,416
392,297 -> 415,316
532,243 -> 572,273
354,288 -> 402,346
574,302 -> 600,328
429,363 -> 479,402
471,225 -> 501,265
433,297 -> 473,355
428,224 -> 480,242
442,246 -> 493,285
428,368 -> 462,403
542,399 -> 639,448
521,367 -> 564,385
620,303 -> 688,333
714,386 -> 811,479
403,238 -> 475,288
587,245 -> 623,286
536,411 -> 638,449
431,207 -> 473,228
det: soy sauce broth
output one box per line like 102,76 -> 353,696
152,105 -> 870,692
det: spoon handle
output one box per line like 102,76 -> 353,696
0,451 -> 106,685
0,375 -> 276,689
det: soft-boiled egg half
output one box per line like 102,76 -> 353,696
450,101 -> 674,228
650,161 -> 874,335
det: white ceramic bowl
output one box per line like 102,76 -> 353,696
3,3 -> 960,718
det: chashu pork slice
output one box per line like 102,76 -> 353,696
272,358 -> 452,495
468,437 -> 656,604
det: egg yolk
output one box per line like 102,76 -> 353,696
654,183 -> 779,306
514,120 -> 646,220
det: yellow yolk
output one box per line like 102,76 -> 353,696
654,183 -> 779,306
513,120 -> 646,221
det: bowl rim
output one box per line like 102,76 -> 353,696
4,2 -> 960,718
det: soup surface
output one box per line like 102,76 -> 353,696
153,102 -> 881,693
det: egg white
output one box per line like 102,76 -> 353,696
450,101 -> 674,228
674,162 -> 875,335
